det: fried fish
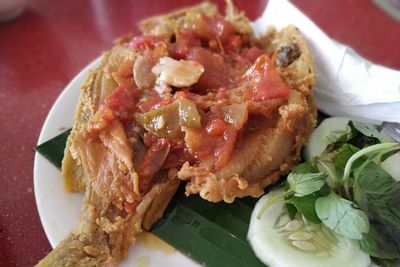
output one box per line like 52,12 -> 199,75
37,2 -> 316,266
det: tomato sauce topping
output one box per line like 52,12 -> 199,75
105,85 -> 136,121
96,13 -> 292,174
244,55 -> 290,101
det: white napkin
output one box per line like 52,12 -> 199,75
252,0 -> 400,123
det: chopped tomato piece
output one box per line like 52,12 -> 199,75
191,15 -> 215,40
244,55 -> 290,100
213,17 -> 236,42
105,85 -> 136,120
87,105 -> 115,132
226,35 -> 242,51
206,118 -> 226,137
187,47 -> 229,90
137,138 -> 171,194
129,35 -> 168,50
242,47 -> 265,63
193,15 -> 235,43
169,29 -> 201,59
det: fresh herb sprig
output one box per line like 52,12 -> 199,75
263,120 -> 400,266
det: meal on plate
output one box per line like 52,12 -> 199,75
36,1 -> 317,266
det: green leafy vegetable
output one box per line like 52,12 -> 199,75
353,160 -> 400,260
352,121 -> 386,143
332,120 -> 381,149
332,144 -> 361,178
315,193 -> 369,240
287,172 -> 326,197
274,119 -> 399,265
316,157 -> 338,188
291,161 -> 319,174
285,203 -> 298,220
360,220 -> 400,259
354,161 -> 400,227
317,144 -> 360,189
343,143 -> 400,197
286,194 -> 321,224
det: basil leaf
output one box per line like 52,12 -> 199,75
360,220 -> 400,259
332,121 -> 380,150
285,203 -> 297,220
315,193 -> 370,240
317,143 -> 360,189
287,172 -> 326,197
348,121 -> 381,148
354,161 -> 400,227
287,194 -> 321,224
332,144 -> 361,176
318,144 -> 360,176
316,156 -> 338,188
291,161 -> 319,174
352,154 -> 400,261
352,121 -> 385,143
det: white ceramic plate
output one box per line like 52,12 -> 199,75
33,57 -> 198,267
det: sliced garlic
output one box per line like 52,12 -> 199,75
152,56 -> 204,89
134,55 -> 156,89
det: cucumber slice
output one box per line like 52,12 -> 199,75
304,117 -> 350,161
247,190 -> 371,267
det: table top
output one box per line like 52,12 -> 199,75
1,0 -> 399,266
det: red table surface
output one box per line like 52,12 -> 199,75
0,0 -> 399,266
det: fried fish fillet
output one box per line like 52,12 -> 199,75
37,2 -> 316,266
140,3 -> 316,202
